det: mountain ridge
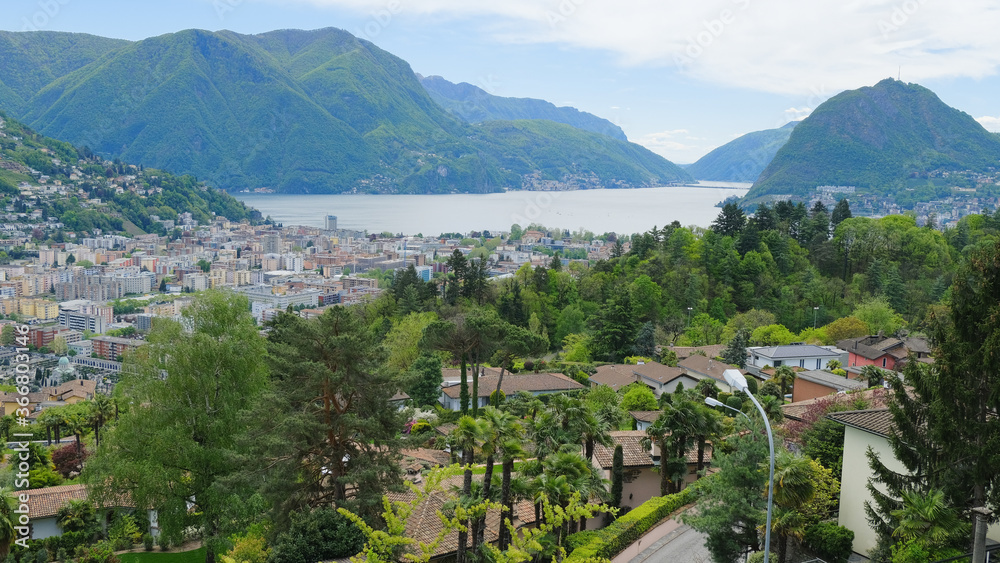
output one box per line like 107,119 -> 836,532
418,74 -> 628,141
686,121 -> 796,182
0,28 -> 690,194
744,78 -> 1000,204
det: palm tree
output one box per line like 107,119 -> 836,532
473,408 -> 522,554
768,451 -> 818,563
756,395 -> 785,423
693,403 -> 723,474
89,395 -> 116,447
861,365 -> 885,387
0,489 -> 15,560
497,437 -> 526,551
891,489 -> 969,548
56,499 -> 97,534
579,407 -> 612,461
770,365 -> 796,400
450,415 -> 482,563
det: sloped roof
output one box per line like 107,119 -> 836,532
385,475 -> 503,558
828,408 -> 894,437
678,355 -> 743,383
590,365 -> 638,391
630,410 -> 661,424
631,362 -> 687,384
593,431 -> 654,468
663,345 -> 726,360
781,387 -> 891,421
26,484 -> 88,518
751,345 -> 841,359
795,370 -> 868,391
442,372 -> 583,399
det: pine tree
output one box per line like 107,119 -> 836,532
722,328 -> 750,368
712,202 -> 746,238
831,198 -> 852,229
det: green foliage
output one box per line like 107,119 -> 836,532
852,297 -> 905,336
619,385 -> 657,412
108,514 -> 142,550
803,522 -> 855,563
74,542 -> 119,563
269,508 -> 364,563
142,535 -> 154,552
406,353 -> 443,408
564,486 -> 697,561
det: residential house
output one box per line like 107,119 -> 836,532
0,391 -> 47,416
678,355 -> 750,393
747,344 -> 843,370
590,362 -> 701,397
439,372 -> 584,411
588,430 -> 712,527
829,408 -> 1000,557
836,335 -> 933,371
25,484 -> 160,540
791,370 -> 868,403
780,387 -> 890,422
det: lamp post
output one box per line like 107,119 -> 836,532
813,306 -> 819,329
723,368 -> 775,563
687,307 -> 693,326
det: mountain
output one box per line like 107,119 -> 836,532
418,74 -> 628,141
1,28 -> 689,194
744,79 -> 1000,203
0,113 -> 260,237
686,121 -> 796,182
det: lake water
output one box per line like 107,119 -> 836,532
235,182 -> 750,235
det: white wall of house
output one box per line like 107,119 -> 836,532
30,517 -> 60,540
750,354 -> 835,370
839,426 -> 1000,556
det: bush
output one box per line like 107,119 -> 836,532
55,549 -> 67,563
142,535 -> 154,552
52,444 -> 88,478
804,522 -> 855,563
74,542 -> 118,563
269,508 -> 365,563
35,548 -> 48,563
564,485 -> 698,561
409,420 -> 432,434
748,551 -> 776,563
224,530 -> 270,563
108,514 -> 141,550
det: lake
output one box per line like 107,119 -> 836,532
235,182 -> 750,235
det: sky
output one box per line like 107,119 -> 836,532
4,0 -> 1000,164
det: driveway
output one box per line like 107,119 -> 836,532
627,524 -> 712,563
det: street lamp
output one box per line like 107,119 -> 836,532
687,307 -> 693,326
813,306 -> 819,329
723,368 -> 775,563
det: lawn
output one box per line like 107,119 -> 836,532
120,547 -> 206,563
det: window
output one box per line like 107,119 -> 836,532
799,359 -> 805,368
816,359 -> 822,369
883,358 -> 887,367
774,360 -> 782,367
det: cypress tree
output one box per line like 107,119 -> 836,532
606,444 -> 624,526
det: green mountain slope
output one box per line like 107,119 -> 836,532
419,74 -> 628,141
686,121 -> 796,182
0,31 -> 127,115
2,28 -> 686,194
745,79 -> 1000,203
0,113 -> 260,237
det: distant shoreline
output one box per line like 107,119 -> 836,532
234,181 -> 753,196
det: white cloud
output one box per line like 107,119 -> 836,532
784,107 -> 813,121
279,0 -> 1000,96
976,116 -> 1000,132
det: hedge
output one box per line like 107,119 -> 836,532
564,485 -> 698,561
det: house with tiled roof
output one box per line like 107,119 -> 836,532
677,355 -> 751,393
829,408 -> 1000,558
20,484 -> 160,540
791,369 -> 867,403
837,335 -> 932,371
747,344 -> 844,370
589,430 -> 711,526
590,362 -> 700,397
439,372 -> 584,411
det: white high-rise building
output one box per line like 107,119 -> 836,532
325,215 -> 338,231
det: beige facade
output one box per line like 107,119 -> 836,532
839,425 -> 1000,557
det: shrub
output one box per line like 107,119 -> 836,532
74,542 -> 118,563
142,534 -> 154,552
108,514 -> 141,550
52,444 -> 88,478
564,485 -> 698,561
832,368 -> 847,376
804,522 -> 855,563
409,420 -> 432,434
489,389 -> 506,406
748,551 -> 776,563
55,549 -> 67,563
35,548 -> 48,563
269,508 -> 365,563
224,530 -> 270,563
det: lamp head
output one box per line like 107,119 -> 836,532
723,369 -> 748,392
705,397 -> 724,408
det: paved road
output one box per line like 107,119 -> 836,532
629,524 -> 712,563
